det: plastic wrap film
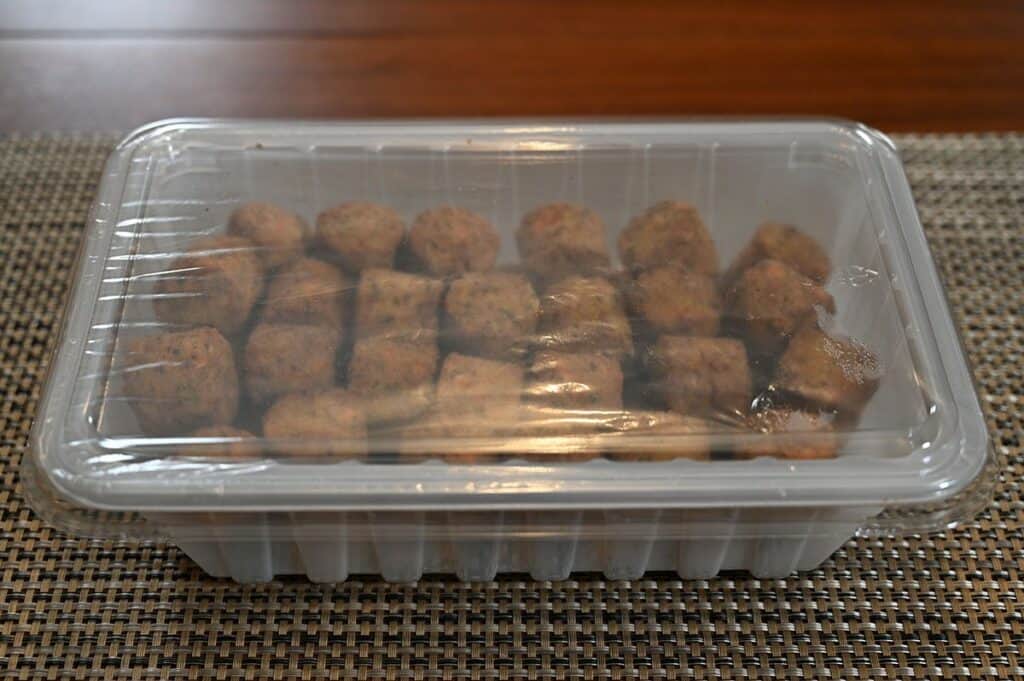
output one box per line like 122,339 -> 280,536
25,120 -> 994,581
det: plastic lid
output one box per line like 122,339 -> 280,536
28,119 -> 991,530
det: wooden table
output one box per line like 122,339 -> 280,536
2,0 -> 1023,131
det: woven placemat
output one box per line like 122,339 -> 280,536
1,133 -> 1021,680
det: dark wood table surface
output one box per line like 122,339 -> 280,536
2,0 -> 1023,132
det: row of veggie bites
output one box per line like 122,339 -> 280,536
118,199 -> 879,462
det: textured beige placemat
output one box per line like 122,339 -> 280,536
0,133 -> 1021,680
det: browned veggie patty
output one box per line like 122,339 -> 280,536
261,257 -> 350,329
628,266 -> 720,336
347,338 -> 439,424
354,268 -> 444,341
774,323 -> 881,419
408,205 -> 500,276
538,275 -> 632,357
244,324 -> 340,405
723,222 -> 831,287
647,335 -> 752,419
153,235 -> 263,335
121,327 -> 239,436
227,201 -> 306,269
262,388 -> 367,456
725,258 -> 835,357
436,352 -> 524,424
444,271 -> 539,360
618,201 -> 718,275
527,351 -> 623,411
391,353 -> 523,463
516,203 -> 610,283
316,201 -> 405,273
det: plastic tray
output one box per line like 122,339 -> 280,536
25,119 -> 994,582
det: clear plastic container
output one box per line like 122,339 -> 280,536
24,119 -> 994,582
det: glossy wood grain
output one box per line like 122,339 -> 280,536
1,0 -> 1022,131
